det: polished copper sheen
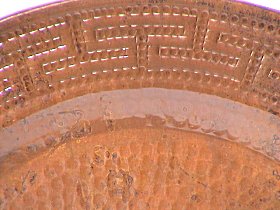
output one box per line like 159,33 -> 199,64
0,0 -> 280,209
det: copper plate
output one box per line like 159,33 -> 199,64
0,0 -> 280,209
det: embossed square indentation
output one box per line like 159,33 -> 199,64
253,55 -> 280,102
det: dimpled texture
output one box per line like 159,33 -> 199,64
1,128 -> 280,210
0,0 -> 280,209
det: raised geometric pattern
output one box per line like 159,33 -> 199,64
0,1 -> 279,127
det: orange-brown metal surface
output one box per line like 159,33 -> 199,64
2,128 -> 280,209
0,0 -> 280,209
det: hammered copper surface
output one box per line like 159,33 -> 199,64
2,128 -> 280,210
0,0 -> 280,209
